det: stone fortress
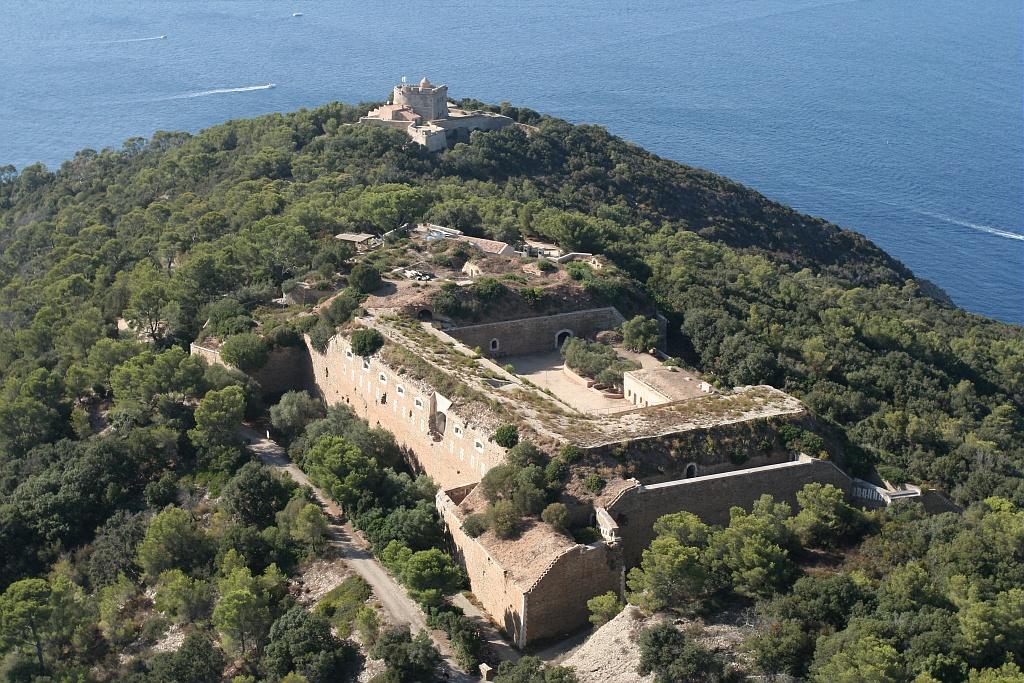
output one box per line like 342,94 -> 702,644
193,89 -> 948,645
359,77 -> 514,151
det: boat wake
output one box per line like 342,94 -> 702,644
913,210 -> 1024,242
163,83 -> 276,100
94,35 -> 167,44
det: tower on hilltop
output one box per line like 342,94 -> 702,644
393,77 -> 449,121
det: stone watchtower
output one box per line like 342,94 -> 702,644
393,77 -> 449,121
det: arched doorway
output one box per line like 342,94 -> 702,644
555,329 -> 573,349
684,463 -> 697,479
417,309 -> 433,322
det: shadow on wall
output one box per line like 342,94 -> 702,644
503,606 -> 524,647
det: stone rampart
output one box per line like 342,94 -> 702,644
308,334 -> 507,491
606,456 -> 853,567
445,307 -> 625,358
522,542 -> 622,645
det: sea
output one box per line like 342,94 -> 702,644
2,0 -> 1022,324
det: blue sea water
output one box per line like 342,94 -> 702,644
1,0 -> 1022,324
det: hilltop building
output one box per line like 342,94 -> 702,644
359,77 -> 514,151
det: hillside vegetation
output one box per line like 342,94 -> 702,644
0,100 -> 1022,680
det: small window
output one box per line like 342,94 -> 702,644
346,350 -> 353,358
489,338 -> 499,351
397,385 -> 405,396
454,426 -> 463,436
362,359 -> 370,370
380,393 -> 387,405
379,373 -> 387,383
474,440 -> 484,452
414,398 -> 424,409
325,367 -> 329,377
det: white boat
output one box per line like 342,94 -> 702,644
292,12 -> 303,17
266,83 -> 276,89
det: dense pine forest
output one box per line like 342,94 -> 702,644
0,100 -> 1022,681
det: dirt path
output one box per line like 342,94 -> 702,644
240,427 -> 471,681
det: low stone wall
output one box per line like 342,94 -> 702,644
606,456 -> 853,567
446,307 -> 625,358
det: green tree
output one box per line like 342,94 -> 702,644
137,506 -> 212,579
621,315 -> 661,352
587,592 -> 624,627
790,482 -> 868,548
147,631 -> 225,683
369,626 -> 441,682
189,384 -> 246,451
270,390 -> 324,441
811,632 -> 903,682
0,578 -> 54,674
261,607 -> 356,683
746,619 -> 815,678
303,435 -> 380,513
154,569 -> 213,623
627,536 -> 706,611
293,503 -> 329,554
213,584 -> 271,656
401,549 -> 464,606
221,462 -> 292,528
220,332 -> 269,372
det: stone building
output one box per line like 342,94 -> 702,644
360,77 -> 514,151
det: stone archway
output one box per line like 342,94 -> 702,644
555,329 -> 574,349
684,463 -> 697,479
417,309 -> 433,322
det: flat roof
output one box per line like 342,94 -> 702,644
625,366 -> 709,402
335,232 -> 377,242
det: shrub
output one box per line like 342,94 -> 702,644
348,263 -> 382,294
463,513 -> 489,538
220,333 -> 269,372
493,424 -> 520,448
584,473 -> 605,493
351,329 -> 384,357
638,623 -> 724,683
315,576 -> 372,637
323,288 -> 363,325
308,320 -> 334,353
488,500 -> 520,539
541,503 -> 569,532
537,259 -> 556,272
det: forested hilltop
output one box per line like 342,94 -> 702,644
1,100 -> 1022,681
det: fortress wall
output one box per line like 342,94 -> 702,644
437,491 -> 527,645
190,343 -> 314,398
446,307 -> 626,358
522,543 -> 622,645
607,457 -> 852,567
308,335 -> 506,491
